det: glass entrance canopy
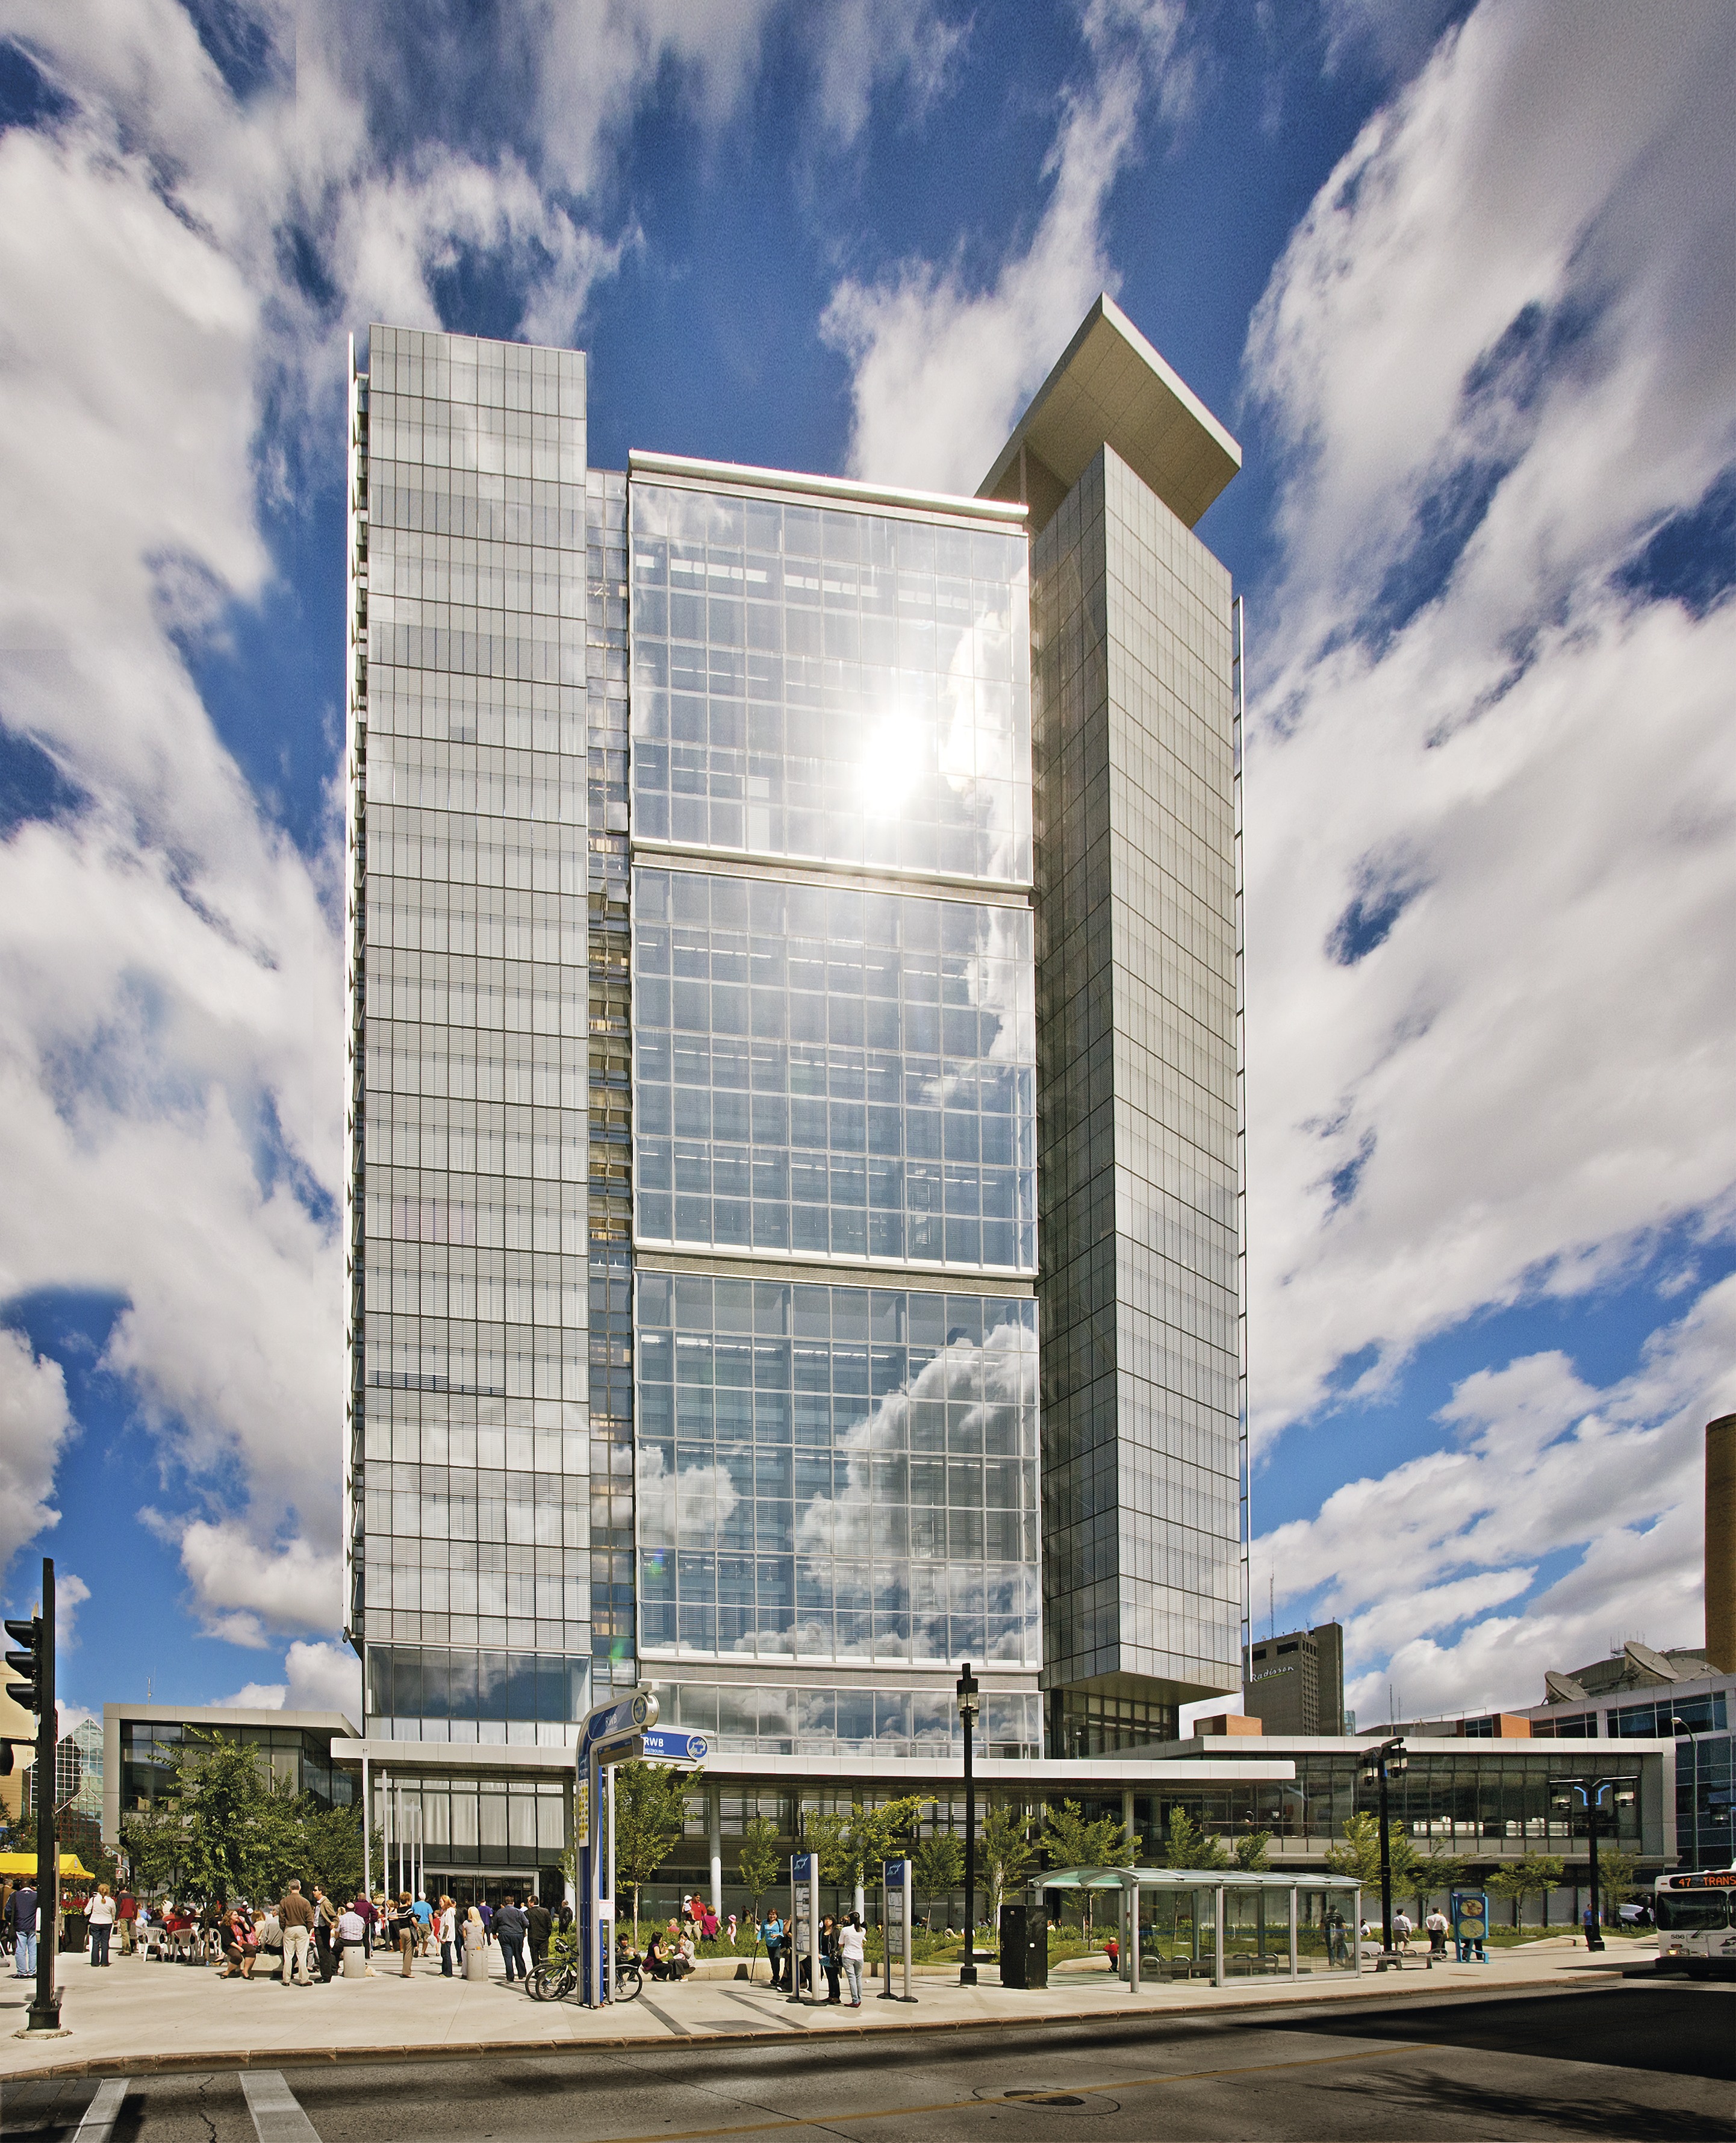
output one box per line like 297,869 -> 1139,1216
1039,1867 -> 1364,1990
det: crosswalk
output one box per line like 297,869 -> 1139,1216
240,2071 -> 323,2142
72,2080 -> 129,2142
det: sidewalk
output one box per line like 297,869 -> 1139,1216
1,1934 -> 1654,2083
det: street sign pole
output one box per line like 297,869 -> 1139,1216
32,1560 -> 58,2034
880,1858 -> 915,2002
789,1854 -> 820,2006
574,1688 -> 659,2009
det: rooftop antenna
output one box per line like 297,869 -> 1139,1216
1269,1574 -> 1275,1642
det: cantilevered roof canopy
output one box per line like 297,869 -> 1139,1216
979,295 -> 1241,535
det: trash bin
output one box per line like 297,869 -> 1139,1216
60,1912 -> 89,1956
341,1943 -> 367,1979
998,1903 -> 1048,1990
464,1942 -> 489,1981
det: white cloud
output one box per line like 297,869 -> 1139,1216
0,1328 -> 74,1580
822,0 -> 1187,494
808,0 -> 968,146
216,1637 -> 360,1720
1241,0 -> 1736,1436
54,1573 -> 91,1654
1255,1269 -> 1736,1719
173,1520 -> 343,1649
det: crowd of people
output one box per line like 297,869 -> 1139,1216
2,1877 -> 576,1988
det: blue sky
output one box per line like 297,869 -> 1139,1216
1,0 -> 1732,1730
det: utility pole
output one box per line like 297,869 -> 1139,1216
1359,1736 -> 1407,1968
5,1559 -> 60,2032
957,1664 -> 980,1988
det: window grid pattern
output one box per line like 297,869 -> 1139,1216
629,484 -> 1031,882
636,1273 -> 1038,1674
1033,447 -> 1241,1717
584,468 -> 639,1694
633,869 -> 1036,1271
349,325 -> 593,1744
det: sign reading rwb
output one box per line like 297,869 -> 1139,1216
641,1727 -> 709,1766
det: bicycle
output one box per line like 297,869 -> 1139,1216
526,1942 -> 641,2003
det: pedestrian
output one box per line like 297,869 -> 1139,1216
8,1881 -> 37,1979
278,1879 -> 316,1987
702,1901 -> 719,1941
479,1897 -> 494,1945
257,1904 -> 283,1979
438,1895 -> 458,1977
496,1893 -> 529,1983
412,1892 -> 434,1954
524,1892 -> 553,1974
354,1889 -> 378,1959
462,1905 -> 487,1979
727,1912 -> 738,1948
555,1897 -> 574,1936
1425,1906 -> 1449,1959
116,1887 -> 137,1957
311,1885 -> 340,1982
388,1894 -> 418,1978
820,1915 -> 841,2003
839,1913 -> 865,2007
762,1907 -> 785,1989
1392,1908 -> 1413,1953
87,1882 -> 117,1968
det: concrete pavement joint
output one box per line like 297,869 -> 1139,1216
0,1965 -> 1628,2085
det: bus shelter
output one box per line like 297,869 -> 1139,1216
1040,1867 -> 1364,1990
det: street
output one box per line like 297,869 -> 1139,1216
1,1983 -> 1729,2142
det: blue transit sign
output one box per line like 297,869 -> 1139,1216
792,1853 -> 815,1879
641,1727 -> 709,1765
883,1859 -> 907,1882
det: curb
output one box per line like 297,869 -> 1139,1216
0,1967 -> 1628,2085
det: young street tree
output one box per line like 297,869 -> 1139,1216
913,1831 -> 963,1931
1163,1806 -> 1230,1871
1041,1800 -> 1134,1941
978,1801 -> 1037,1921
1322,1811 -> 1423,1894
1487,1852 -> 1565,1930
613,1760 -> 698,1947
808,1797 -> 929,1921
1232,1830 -> 1272,1872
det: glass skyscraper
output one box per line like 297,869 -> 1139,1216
345,295 -> 1243,1763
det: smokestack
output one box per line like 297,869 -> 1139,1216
1709,1415 -> 1736,1674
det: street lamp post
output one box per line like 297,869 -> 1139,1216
1359,1736 -> 1407,1967
957,1664 -> 980,1988
1551,1774 -> 1637,1951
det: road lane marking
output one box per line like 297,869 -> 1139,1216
74,2080 -> 129,2142
241,2070 -> 322,2142
553,2039 -> 1439,2143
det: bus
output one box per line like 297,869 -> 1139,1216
1654,1871 -> 1736,1976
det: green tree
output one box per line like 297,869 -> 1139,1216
1232,1830 -> 1272,1872
1487,1852 -> 1564,1930
613,1761 -> 698,1946
1322,1811 -> 1423,1895
1413,1842 -> 1471,1914
804,1796 -> 929,1917
125,1730 -> 304,1905
1041,1801 -> 1133,1941
1163,1806 -> 1231,1871
738,1814 -> 782,1923
913,1830 -> 963,1931
978,1801 -> 1037,1921
1596,1847 -> 1638,1924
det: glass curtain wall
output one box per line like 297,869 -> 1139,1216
347,326 -> 593,1741
628,472 -> 1041,1759
1031,445 -> 1242,1742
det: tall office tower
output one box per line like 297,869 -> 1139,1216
344,327 -> 596,1740
982,299 -> 1245,1756
626,457 -> 1043,1758
344,296 -> 1243,1768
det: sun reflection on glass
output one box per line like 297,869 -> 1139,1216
858,713 -> 925,813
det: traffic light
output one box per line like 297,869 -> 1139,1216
4,1611 -> 43,1714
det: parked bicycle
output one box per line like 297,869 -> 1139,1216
526,1936 -> 642,2003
